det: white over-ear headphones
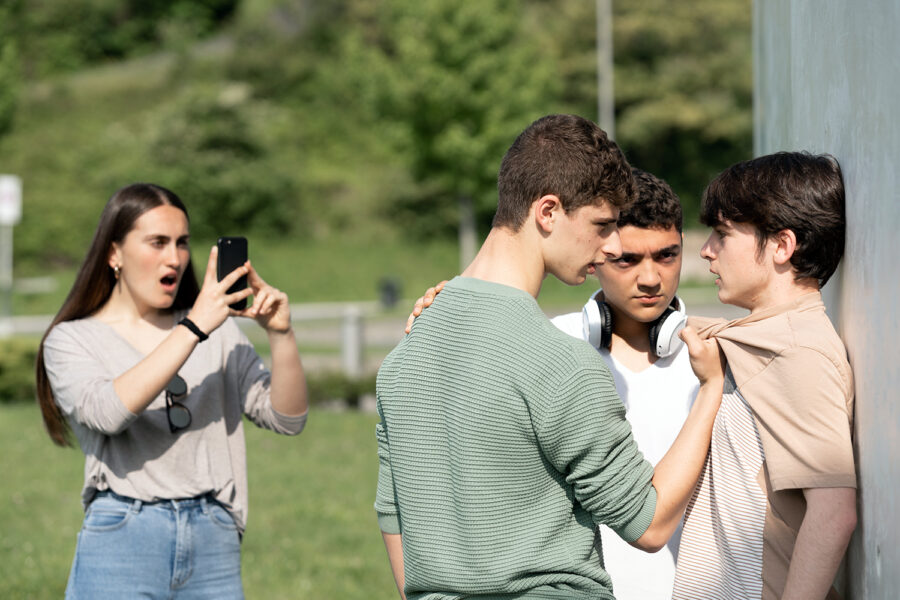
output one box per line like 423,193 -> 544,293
582,289 -> 687,358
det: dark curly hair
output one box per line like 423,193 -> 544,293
618,168 -> 682,232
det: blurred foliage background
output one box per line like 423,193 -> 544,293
0,0 -> 751,288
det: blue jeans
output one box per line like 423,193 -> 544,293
65,491 -> 243,599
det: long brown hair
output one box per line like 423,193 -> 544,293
36,184 -> 200,446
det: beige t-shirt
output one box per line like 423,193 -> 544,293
43,315 -> 307,533
676,292 -> 855,599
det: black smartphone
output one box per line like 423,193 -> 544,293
217,236 -> 248,310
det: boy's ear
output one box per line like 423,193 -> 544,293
534,194 -> 562,233
772,229 -> 798,266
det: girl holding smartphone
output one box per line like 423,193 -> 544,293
36,183 -> 308,598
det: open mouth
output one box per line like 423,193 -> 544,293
161,274 -> 178,290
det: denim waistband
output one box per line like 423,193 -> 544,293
94,490 -> 216,511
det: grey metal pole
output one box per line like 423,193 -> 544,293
0,223 -> 12,337
596,0 -> 616,139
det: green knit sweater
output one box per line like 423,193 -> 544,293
375,277 -> 657,600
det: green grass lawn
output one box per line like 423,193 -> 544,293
0,403 -> 398,599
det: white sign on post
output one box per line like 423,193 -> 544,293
0,175 -> 22,226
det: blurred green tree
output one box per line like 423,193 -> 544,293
529,0 -> 752,224
0,43 -> 18,139
4,0 -> 239,77
144,86 -> 300,240
1,0 -> 753,270
614,0 -> 752,223
0,5 -> 19,137
306,0 -> 562,237
231,0 -> 750,233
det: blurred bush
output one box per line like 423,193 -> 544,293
143,86 -> 301,240
5,0 -> 238,77
0,41 -> 18,137
614,0 -> 752,225
226,0 -> 751,234
0,4 -> 20,137
0,338 -> 39,403
230,0 -> 561,239
528,0 -> 752,225
305,370 -> 377,408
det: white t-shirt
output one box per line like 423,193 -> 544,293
551,311 -> 698,600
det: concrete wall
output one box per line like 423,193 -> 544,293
754,1 -> 900,598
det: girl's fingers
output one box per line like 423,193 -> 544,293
202,246 -> 218,285
246,262 -> 266,289
251,290 -> 268,315
224,286 -> 253,306
252,289 -> 282,316
218,262 -> 250,291
261,292 -> 280,315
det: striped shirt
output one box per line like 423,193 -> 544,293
672,370 -> 766,599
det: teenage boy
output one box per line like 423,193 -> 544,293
551,168 -> 696,600
375,114 -> 724,600
672,152 -> 857,600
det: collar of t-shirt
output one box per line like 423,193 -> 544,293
687,291 -> 852,398
688,291 -> 823,386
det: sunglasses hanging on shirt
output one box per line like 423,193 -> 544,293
165,374 -> 192,433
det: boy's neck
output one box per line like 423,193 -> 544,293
461,227 -> 546,298
748,275 -> 820,314
608,304 -> 657,370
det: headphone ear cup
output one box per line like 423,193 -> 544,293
582,292 -> 613,349
648,297 -> 687,358
598,301 -> 613,349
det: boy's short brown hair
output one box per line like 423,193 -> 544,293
493,114 -> 635,231
701,151 -> 845,286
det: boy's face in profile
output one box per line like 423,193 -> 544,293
547,200 -> 621,286
700,219 -> 777,311
595,224 -> 682,324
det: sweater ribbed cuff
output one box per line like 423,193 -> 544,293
377,511 -> 401,535
617,484 -> 658,543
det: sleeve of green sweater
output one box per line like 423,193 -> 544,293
374,392 -> 401,534
531,364 -> 657,542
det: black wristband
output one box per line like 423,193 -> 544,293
178,318 -> 209,342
